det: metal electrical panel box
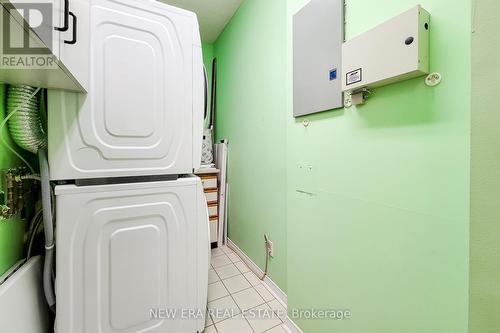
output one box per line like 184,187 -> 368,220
342,5 -> 430,92
293,0 -> 344,117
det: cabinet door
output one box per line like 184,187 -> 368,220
50,0 -> 64,59
0,0 -> 87,91
1,0 -> 63,57
58,0 -> 89,90
55,180 -> 201,333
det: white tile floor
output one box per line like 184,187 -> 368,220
205,246 -> 288,333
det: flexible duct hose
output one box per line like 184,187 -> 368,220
6,85 -> 47,153
5,85 -> 55,310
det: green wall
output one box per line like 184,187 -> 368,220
213,0 -> 288,291
0,84 -> 26,276
212,0 -> 470,331
469,0 -> 500,332
286,0 -> 470,332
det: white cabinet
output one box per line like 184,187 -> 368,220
0,0 -> 85,91
209,217 -> 218,243
48,0 -> 204,180
3,0 -> 65,58
55,178 -> 209,333
58,0 -> 90,90
195,170 -> 220,244
1,0 -> 204,96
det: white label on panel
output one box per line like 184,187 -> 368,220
346,68 -> 362,85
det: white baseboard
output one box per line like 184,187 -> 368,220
283,316 -> 304,333
226,239 -> 303,333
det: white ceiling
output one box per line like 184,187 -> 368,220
161,0 -> 243,43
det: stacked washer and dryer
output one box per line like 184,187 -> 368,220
46,1 -> 209,332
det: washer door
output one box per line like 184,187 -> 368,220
55,179 -> 203,333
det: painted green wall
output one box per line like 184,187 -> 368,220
469,0 -> 500,332
0,84 -> 26,276
213,0 -> 472,331
214,0 -> 471,331
213,0 -> 288,291
286,0 -> 470,332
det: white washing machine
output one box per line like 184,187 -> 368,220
47,1 -> 210,332
55,177 -> 209,333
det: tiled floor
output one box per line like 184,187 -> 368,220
205,246 -> 288,333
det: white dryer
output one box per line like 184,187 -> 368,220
55,177 -> 209,333
48,0 -> 204,180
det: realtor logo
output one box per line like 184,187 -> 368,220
1,0 -> 57,68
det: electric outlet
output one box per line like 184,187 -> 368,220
268,240 -> 274,258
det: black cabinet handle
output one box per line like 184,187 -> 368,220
64,12 -> 77,44
54,0 -> 69,32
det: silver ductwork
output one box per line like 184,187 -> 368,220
6,85 -> 47,153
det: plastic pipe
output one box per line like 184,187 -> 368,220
38,149 -> 56,311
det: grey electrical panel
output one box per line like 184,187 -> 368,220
293,0 -> 344,117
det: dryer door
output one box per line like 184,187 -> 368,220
55,178 -> 206,333
48,0 -> 203,180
